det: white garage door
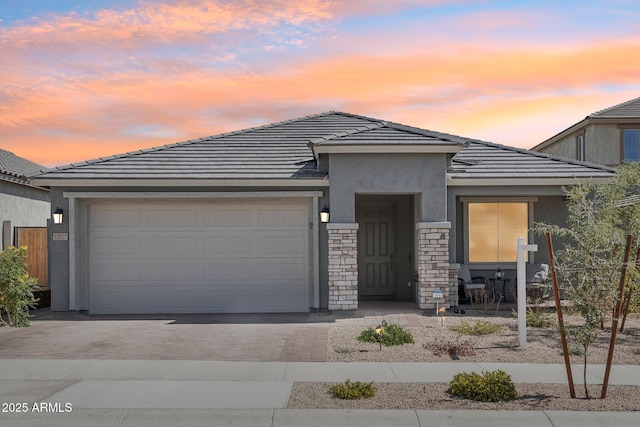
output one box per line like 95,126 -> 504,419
89,199 -> 310,314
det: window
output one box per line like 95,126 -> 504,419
623,129 -> 640,162
468,202 -> 528,263
576,134 -> 585,161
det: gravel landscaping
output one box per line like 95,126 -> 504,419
288,310 -> 640,411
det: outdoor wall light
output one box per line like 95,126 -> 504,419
53,207 -> 64,224
320,207 -> 330,223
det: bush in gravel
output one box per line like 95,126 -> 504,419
427,335 -> 476,358
450,320 -> 501,335
357,320 -> 414,347
447,370 -> 517,402
512,307 -> 555,328
329,380 -> 376,400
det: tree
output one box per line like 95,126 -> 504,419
0,246 -> 39,327
536,162 -> 640,398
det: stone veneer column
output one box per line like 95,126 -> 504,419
326,223 -> 359,311
416,222 -> 452,309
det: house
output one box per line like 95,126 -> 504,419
0,148 -> 50,250
30,112 -> 614,314
532,96 -> 640,166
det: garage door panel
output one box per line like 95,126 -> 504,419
257,208 -> 307,227
148,209 -> 197,227
148,236 -> 197,255
92,209 -> 141,228
93,263 -> 142,281
203,209 -> 252,227
89,200 -> 310,314
93,236 -> 141,256
204,236 -> 252,254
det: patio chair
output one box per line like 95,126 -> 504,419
525,263 -> 551,300
458,264 -> 489,304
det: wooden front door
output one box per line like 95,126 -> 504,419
15,227 -> 48,287
357,205 -> 395,297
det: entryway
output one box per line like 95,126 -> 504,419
355,194 -> 415,303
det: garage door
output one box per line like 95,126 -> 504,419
88,199 -> 310,314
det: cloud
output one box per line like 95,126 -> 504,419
2,1 -> 640,166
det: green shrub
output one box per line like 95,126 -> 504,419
561,344 -> 585,357
450,320 -> 501,335
447,370 -> 517,402
512,307 -> 555,328
0,246 -> 39,327
427,335 -> 476,357
357,320 -> 414,346
329,380 -> 376,400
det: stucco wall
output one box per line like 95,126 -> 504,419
0,181 -> 50,249
328,153 -> 447,222
537,123 -> 622,166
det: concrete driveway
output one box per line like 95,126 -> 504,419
0,309 -> 332,362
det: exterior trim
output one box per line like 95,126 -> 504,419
313,145 -> 461,154
33,178 -> 330,188
62,191 -> 325,199
447,177 -> 612,186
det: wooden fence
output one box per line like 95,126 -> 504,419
15,227 -> 48,288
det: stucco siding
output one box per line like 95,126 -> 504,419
329,153 -> 447,223
0,181 -> 50,248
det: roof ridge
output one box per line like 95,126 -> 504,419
589,96 -> 640,117
467,138 -> 615,172
43,112 -> 341,172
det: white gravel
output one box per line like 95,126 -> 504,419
289,311 -> 640,411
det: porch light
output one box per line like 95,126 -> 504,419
53,207 -> 64,224
320,207 -> 330,223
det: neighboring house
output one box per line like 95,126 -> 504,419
532,96 -> 640,166
0,148 -> 50,250
30,112 -> 613,314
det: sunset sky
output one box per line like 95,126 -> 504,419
2,0 -> 640,167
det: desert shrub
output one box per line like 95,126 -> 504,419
329,380 -> 376,400
427,335 -> 476,357
357,320 -> 414,346
561,344 -> 585,357
512,307 -> 555,328
447,370 -> 517,402
0,246 -> 39,327
450,320 -> 501,335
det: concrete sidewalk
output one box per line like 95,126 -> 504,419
1,359 -> 639,426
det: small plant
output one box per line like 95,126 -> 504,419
561,344 -> 585,357
512,307 -> 555,328
357,320 -> 414,347
0,246 -> 39,327
428,335 -> 476,357
634,349 -> 640,355
447,370 -> 517,402
450,320 -> 501,336
329,380 -> 376,400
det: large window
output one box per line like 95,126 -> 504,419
468,202 -> 528,263
623,129 -> 640,162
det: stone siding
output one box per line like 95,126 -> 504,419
416,222 -> 451,309
327,223 -> 359,310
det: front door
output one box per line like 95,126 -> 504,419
357,204 -> 395,297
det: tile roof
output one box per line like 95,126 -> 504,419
0,148 -> 47,187
450,139 -> 614,180
589,96 -> 640,119
31,112 -> 463,180
30,111 -> 614,183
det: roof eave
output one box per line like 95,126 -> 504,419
313,144 -> 462,155
446,176 -> 614,186
29,177 -> 330,188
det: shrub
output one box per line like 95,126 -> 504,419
329,380 -> 376,400
0,246 -> 39,327
427,335 -> 476,357
447,370 -> 517,402
357,320 -> 414,346
512,307 -> 555,328
450,320 -> 501,335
